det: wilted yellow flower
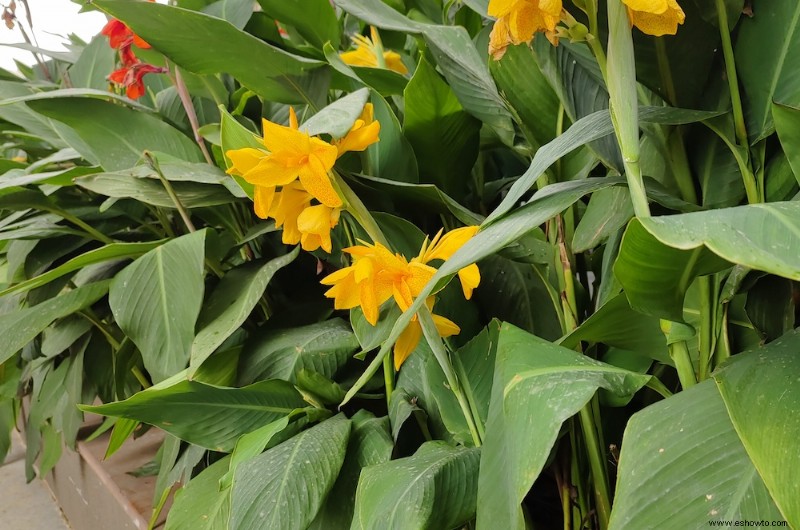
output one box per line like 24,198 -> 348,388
488,0 -> 562,59
394,298 -> 460,370
623,0 -> 685,36
340,29 -> 408,75
334,103 -> 381,156
226,108 -> 341,208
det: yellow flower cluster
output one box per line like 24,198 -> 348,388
225,104 -> 380,253
321,226 -> 481,369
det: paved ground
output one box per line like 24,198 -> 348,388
0,431 -> 71,529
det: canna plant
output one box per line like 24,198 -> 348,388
0,0 -> 798,529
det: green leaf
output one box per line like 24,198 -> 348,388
489,43 -> 559,148
82,379 -> 307,452
76,173 -> 238,208
309,410 -> 393,529
324,43 -> 408,96
302,88 -> 369,138
609,381 -> 783,528
238,319 -> 359,385
366,91 -> 419,182
735,2 -> 800,142
109,231 -> 206,382
477,323 -> 649,530
94,0 -> 324,103
615,203 -> 800,320
258,0 -> 340,49
66,35 -> 117,90
572,186 -> 633,252
165,456 -> 231,530
191,248 -> 299,369
773,103 -> 800,185
230,414 -> 351,530
713,329 -> 800,525
559,294 -> 671,365
0,280 -> 110,366
220,412 -> 294,490
202,0 -> 253,29
0,240 -> 165,298
351,441 -> 480,530
403,56 -> 479,198
27,98 -> 202,171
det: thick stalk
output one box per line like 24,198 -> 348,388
579,407 -> 611,529
382,354 -> 395,406
667,336 -> 697,389
605,0 -> 650,218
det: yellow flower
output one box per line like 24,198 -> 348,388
226,108 -> 341,208
394,298 -> 460,370
334,103 -> 381,156
416,226 -> 481,300
488,0 -> 562,59
269,182 -> 311,245
253,185 -> 276,219
340,30 -> 408,75
321,241 -> 405,325
622,0 -> 685,36
297,204 -> 341,253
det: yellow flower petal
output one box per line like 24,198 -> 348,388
297,152 -> 342,207
340,47 -> 377,68
226,147 -> 265,176
241,155 -> 301,187
297,204 -> 340,253
488,0 -> 521,17
269,182 -> 310,244
623,0 -> 668,14
335,103 -> 381,156
457,263 -> 481,300
261,117 -> 310,155
394,318 -> 422,370
383,51 -> 408,75
489,16 -> 513,60
253,185 -> 276,219
422,226 -> 479,263
432,313 -> 461,338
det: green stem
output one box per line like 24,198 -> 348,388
605,0 -> 651,218
714,0 -> 760,204
59,211 -> 114,244
585,0 -> 607,74
333,171 -> 389,246
131,366 -> 151,389
697,276 -> 714,381
145,152 -> 197,233
579,406 -> 611,530
667,337 -> 697,389
382,354 -> 395,408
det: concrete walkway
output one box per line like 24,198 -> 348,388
0,431 -> 71,529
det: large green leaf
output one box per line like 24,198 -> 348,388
572,186 -> 633,252
27,98 -> 202,171
351,441 -> 480,530
714,329 -> 800,524
0,240 -> 165,298
477,323 -> 650,530
735,2 -> 800,142
238,319 -> 359,385
230,414 -> 351,530
202,0 -> 253,29
258,0 -> 340,49
82,379 -> 306,451
0,280 -> 110,366
365,91 -> 419,183
615,203 -> 800,320
610,366 -> 790,528
94,0 -> 324,104
309,410 -> 393,529
109,230 -> 206,382
301,88 -> 369,138
190,248 -> 299,368
165,457 -> 231,530
403,56 -> 479,198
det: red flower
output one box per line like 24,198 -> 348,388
101,18 -> 151,50
109,63 -> 165,100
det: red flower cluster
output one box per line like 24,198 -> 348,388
101,10 -> 165,100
